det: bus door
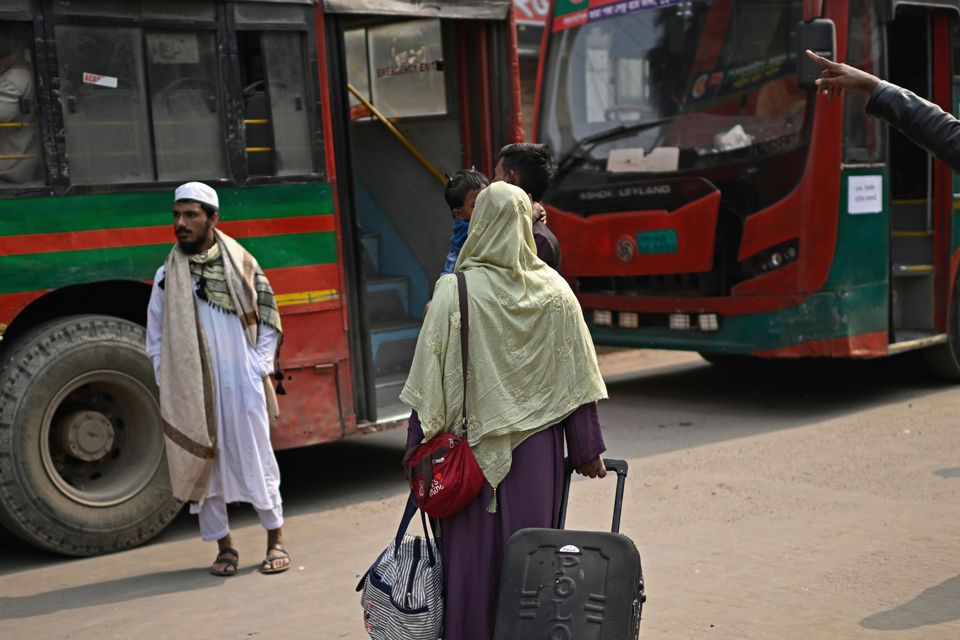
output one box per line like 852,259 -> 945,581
318,1 -> 520,425
885,5 -> 957,346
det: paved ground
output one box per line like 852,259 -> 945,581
2,349 -> 959,639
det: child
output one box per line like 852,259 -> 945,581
440,169 -> 488,276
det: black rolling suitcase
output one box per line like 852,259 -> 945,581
493,458 -> 645,640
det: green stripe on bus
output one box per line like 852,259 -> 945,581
0,232 -> 337,294
0,182 -> 333,236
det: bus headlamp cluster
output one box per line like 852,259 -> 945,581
591,309 -> 719,332
751,241 -> 798,275
593,310 -> 613,326
592,310 -> 641,329
670,313 -> 719,331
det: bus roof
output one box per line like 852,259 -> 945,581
321,0 -> 512,19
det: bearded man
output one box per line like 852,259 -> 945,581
146,182 -> 290,576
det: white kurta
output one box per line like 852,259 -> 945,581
146,265 -> 282,512
0,61 -> 41,184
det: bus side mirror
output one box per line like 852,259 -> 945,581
797,18 -> 836,91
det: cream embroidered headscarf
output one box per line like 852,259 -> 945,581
400,181 -> 607,489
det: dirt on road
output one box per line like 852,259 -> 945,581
2,349 -> 959,639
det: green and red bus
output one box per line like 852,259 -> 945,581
536,1 -> 960,372
0,0 -> 522,554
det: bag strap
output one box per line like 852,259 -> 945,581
392,494 -> 437,564
394,493 -> 419,551
418,443 -> 449,509
406,274 -> 470,514
419,508 -> 437,565
455,271 -> 469,433
356,496 -> 436,591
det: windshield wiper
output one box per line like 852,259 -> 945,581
553,117 -> 675,182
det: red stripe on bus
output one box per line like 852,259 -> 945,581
531,4 -> 553,142
0,263 -> 342,327
752,331 -> 888,358
0,215 -> 335,256
932,14 -> 953,332
478,23 -> 493,177
506,6 -> 524,144
266,263 -> 341,294
457,23 -> 473,167
0,290 -> 47,326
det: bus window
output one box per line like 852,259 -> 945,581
366,19 -> 447,118
56,25 -> 154,184
0,21 -> 45,187
146,31 -> 227,181
55,7 -> 228,186
539,1 -> 809,211
345,28 -> 371,116
239,31 -> 315,177
262,33 -> 314,175
343,19 -> 448,120
844,0 -> 883,163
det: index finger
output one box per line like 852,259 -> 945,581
804,49 -> 836,69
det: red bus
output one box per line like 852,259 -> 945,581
535,1 -> 960,373
0,0 -> 521,554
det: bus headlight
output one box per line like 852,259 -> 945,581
593,310 -> 613,326
698,313 -> 719,331
669,313 -> 691,330
748,240 -> 799,277
619,312 -> 639,328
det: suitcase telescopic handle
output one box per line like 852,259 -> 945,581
559,457 -> 628,534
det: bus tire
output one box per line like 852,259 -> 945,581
0,315 -> 180,556
924,283 -> 960,381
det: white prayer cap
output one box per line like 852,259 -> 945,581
174,182 -> 219,210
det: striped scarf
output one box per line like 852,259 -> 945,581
187,237 -> 282,335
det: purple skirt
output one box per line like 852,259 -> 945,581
407,404 -> 605,640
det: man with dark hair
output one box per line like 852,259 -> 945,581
494,142 -> 556,202
494,143 -> 562,270
146,182 -> 291,577
0,26 -> 41,184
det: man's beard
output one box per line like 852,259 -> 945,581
177,220 -> 214,254
177,237 -> 204,254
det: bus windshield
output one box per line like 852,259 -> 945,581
540,1 -> 810,177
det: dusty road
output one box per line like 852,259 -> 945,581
2,350 -> 960,639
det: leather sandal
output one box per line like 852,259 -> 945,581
260,543 -> 291,575
210,547 -> 239,576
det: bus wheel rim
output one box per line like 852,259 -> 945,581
40,370 -> 163,507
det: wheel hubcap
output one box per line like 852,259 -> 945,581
54,410 -> 116,462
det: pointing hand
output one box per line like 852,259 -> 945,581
805,49 -> 880,99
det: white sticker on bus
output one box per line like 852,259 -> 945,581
82,72 -> 118,89
848,175 -> 883,214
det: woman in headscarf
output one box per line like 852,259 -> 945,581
400,181 -> 608,640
